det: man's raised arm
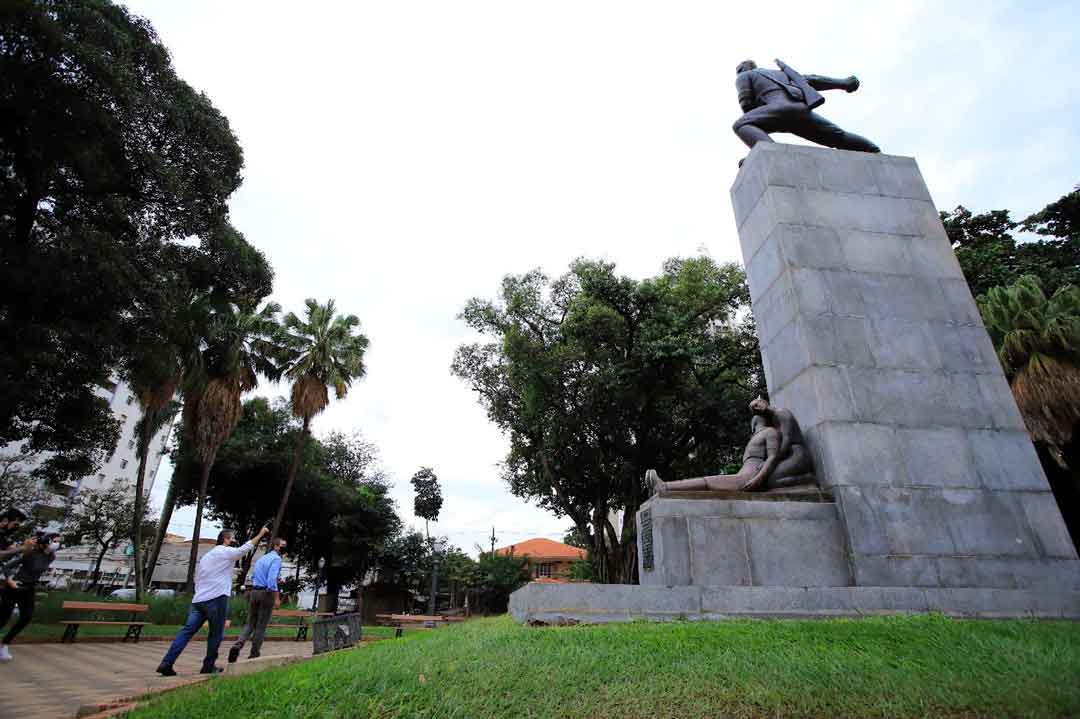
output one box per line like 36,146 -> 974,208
228,526 -> 269,558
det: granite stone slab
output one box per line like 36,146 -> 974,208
509,583 -> 1080,624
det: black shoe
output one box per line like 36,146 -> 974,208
156,663 -> 177,677
227,646 -> 240,664
248,651 -> 260,660
200,665 -> 224,674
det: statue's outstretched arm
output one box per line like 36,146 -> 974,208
804,74 -> 859,93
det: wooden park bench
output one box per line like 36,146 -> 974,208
60,601 -> 151,643
375,613 -> 448,638
267,609 -> 331,641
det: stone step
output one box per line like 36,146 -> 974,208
509,582 -> 1080,624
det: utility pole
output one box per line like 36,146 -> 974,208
489,527 -> 497,557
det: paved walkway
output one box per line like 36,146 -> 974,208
0,640 -> 312,719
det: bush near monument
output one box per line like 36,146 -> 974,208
127,615 -> 1080,719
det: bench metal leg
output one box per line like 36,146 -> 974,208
395,625 -> 403,639
61,624 -> 78,643
296,624 -> 307,642
124,623 -> 143,642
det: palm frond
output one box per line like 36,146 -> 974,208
979,275 -> 1080,448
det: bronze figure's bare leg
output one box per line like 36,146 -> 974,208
648,461 -> 762,495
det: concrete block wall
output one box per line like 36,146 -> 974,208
730,143 -> 1079,591
636,496 -> 851,588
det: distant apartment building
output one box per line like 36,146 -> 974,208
0,378 -> 174,527
1,379 -> 175,587
496,537 -> 587,582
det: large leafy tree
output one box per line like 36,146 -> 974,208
942,188 -> 1080,300
271,299 -> 368,543
0,0 -> 246,478
291,432 -> 400,611
180,299 -> 282,589
453,256 -> 764,583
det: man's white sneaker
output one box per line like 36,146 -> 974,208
0,644 -> 12,662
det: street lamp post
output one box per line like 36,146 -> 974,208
311,557 -> 325,613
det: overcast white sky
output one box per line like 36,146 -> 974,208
135,0 -> 1080,554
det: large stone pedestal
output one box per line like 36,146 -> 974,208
732,143 -> 1079,590
509,143 -> 1080,623
637,494 -> 850,587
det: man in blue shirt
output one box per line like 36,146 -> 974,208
228,537 -> 285,662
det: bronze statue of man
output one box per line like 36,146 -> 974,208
648,398 -> 815,494
732,59 -> 880,156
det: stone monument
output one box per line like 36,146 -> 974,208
509,69 -> 1080,623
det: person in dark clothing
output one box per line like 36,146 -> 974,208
0,532 -> 59,661
0,508 -> 28,561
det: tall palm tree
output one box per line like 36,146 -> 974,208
182,299 -> 283,590
126,359 -> 181,600
978,275 -> 1080,449
271,299 -> 368,543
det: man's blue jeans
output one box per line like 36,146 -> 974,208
160,595 -> 228,670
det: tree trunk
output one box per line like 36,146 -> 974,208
235,549 -> 254,591
271,417 -> 309,545
1038,442 -> 1080,552
326,576 -> 341,613
132,413 -> 155,600
144,476 -> 177,586
89,543 -> 110,591
185,459 -> 214,592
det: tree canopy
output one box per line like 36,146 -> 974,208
942,187 -> 1080,300
452,256 -> 764,583
0,1 -> 268,484
410,467 -> 443,534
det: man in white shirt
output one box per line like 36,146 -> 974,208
156,526 -> 268,676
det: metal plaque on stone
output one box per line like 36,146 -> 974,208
312,612 -> 362,655
641,508 -> 654,571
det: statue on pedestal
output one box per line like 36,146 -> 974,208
732,58 -> 880,156
648,398 -> 815,494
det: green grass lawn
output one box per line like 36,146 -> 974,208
127,614 -> 1080,719
18,622 -> 400,641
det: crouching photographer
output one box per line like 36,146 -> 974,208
0,532 -> 60,662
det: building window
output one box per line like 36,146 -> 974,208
120,459 -> 128,469
535,563 -> 553,578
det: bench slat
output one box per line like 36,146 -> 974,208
60,621 -> 151,626
62,601 -> 149,612
271,610 -> 313,618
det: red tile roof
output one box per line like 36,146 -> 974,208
495,537 -> 586,561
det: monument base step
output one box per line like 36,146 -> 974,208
509,583 -> 1080,624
